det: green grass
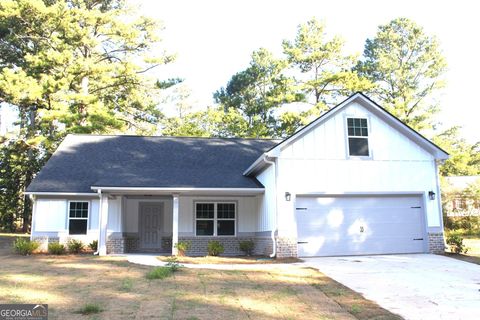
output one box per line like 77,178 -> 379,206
76,303 -> 103,315
146,266 -> 173,280
350,304 -> 363,315
120,278 -> 133,292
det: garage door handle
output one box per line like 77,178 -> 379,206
296,208 -> 307,210
297,241 -> 308,244
413,238 -> 424,241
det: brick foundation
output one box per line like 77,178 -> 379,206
106,238 -> 126,254
276,237 -> 298,258
428,232 -> 445,254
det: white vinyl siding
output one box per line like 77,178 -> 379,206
34,199 -> 67,232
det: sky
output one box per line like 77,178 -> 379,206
1,0 -> 479,143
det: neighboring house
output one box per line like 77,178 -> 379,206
443,176 -> 480,217
26,93 -> 449,257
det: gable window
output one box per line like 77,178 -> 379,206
195,202 -> 236,236
68,201 -> 89,235
347,118 -> 369,157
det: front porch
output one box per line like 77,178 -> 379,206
97,188 -> 272,256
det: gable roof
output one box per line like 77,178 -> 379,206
244,92 -> 449,175
26,135 -> 279,194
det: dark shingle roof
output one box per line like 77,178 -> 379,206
27,135 -> 279,193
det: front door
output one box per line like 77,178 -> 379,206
139,203 -> 164,249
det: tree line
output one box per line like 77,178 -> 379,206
0,0 -> 478,232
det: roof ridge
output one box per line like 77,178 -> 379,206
67,134 -> 281,141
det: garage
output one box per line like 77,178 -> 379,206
295,195 -> 427,257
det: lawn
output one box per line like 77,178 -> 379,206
0,246 -> 401,319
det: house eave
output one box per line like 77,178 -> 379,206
90,186 -> 265,195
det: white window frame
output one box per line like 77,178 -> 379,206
67,200 -> 90,235
345,116 -> 372,159
194,201 -> 236,237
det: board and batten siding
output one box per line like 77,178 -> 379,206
178,196 -> 257,236
32,196 -> 122,241
256,164 -> 276,233
275,101 -> 442,237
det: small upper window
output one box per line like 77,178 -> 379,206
347,118 -> 369,157
69,201 -> 89,235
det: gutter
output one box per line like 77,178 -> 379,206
262,156 -> 278,258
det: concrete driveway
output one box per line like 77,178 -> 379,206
303,254 -> 480,320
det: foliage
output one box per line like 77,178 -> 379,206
66,239 -> 84,253
433,127 -> 480,176
356,18 -> 447,132
174,241 -> 191,256
146,266 -> 173,280
446,234 -> 469,254
165,256 -> 182,271
76,303 -> 103,315
0,0 -> 175,232
207,240 -> 224,256
88,240 -> 98,251
239,240 -> 255,256
48,242 -> 66,255
283,18 -> 372,110
214,48 -> 298,138
0,139 -> 43,231
13,237 -> 39,255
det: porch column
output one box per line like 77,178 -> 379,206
98,192 -> 109,256
172,193 -> 179,255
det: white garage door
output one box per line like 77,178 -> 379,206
295,195 -> 426,257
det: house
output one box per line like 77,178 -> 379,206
442,176 -> 480,217
26,92 -> 449,257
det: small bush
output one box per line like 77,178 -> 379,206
48,242 -> 66,255
174,241 -> 191,256
207,240 -> 224,256
446,234 -> 469,254
66,239 -> 84,254
165,256 -> 182,272
146,266 -> 173,280
88,240 -> 98,251
239,240 -> 255,256
13,238 -> 39,255
76,303 -> 103,315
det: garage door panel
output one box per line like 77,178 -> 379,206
296,195 -> 426,257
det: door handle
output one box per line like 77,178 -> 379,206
360,226 -> 364,233
413,238 -> 424,241
297,241 -> 308,244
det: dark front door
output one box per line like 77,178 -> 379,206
139,203 -> 164,249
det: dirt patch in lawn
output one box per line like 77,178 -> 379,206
0,249 -> 401,319
157,255 -> 302,264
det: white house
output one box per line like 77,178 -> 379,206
26,93 -> 449,257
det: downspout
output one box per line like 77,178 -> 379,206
262,156 -> 278,258
94,189 -> 101,256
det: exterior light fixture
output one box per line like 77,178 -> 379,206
285,192 -> 291,201
428,191 -> 436,200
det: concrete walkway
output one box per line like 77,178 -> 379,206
303,254 -> 480,320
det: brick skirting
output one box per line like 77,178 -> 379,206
428,232 -> 445,254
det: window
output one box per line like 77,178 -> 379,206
347,118 -> 369,157
68,201 -> 88,235
195,202 -> 236,236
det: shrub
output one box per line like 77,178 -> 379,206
174,241 -> 191,256
67,239 -> 84,254
146,266 -> 173,280
165,256 -> 182,272
239,240 -> 255,256
88,240 -> 98,251
207,240 -> 224,256
13,238 -> 39,255
48,242 -> 66,255
76,303 -> 103,315
446,234 -> 469,254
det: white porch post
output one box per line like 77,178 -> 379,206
172,193 -> 179,256
98,192 -> 109,256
